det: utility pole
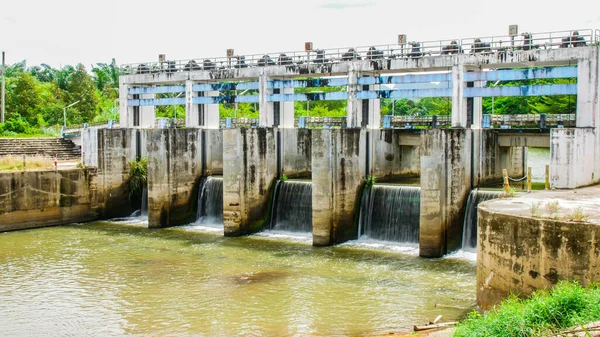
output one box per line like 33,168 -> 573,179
1,51 -> 5,123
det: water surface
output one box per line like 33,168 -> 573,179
0,221 -> 476,336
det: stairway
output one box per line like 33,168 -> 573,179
0,138 -> 81,160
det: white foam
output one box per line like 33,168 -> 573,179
339,239 -> 420,256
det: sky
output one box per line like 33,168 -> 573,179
1,0 -> 599,69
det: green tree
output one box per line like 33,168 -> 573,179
7,72 -> 41,123
66,64 -> 98,124
92,58 -> 120,95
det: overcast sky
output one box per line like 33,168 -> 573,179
1,0 -> 599,69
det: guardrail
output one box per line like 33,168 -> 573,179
121,29 -> 597,75
384,113 -> 575,129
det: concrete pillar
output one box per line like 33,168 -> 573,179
312,129 -> 366,246
576,50 -> 599,128
223,128 -> 277,236
146,129 -> 203,228
472,81 -> 483,129
139,93 -> 155,128
203,90 -> 220,129
185,80 -> 199,127
280,87 -> 295,128
366,82 -> 381,129
420,129 -> 472,257
258,74 -> 274,127
451,64 -> 467,128
347,70 -> 360,128
118,82 -> 131,128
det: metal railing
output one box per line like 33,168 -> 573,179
121,29 -> 598,75
384,113 -> 575,129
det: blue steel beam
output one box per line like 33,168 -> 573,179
192,96 -> 260,104
464,84 -> 577,97
128,98 -> 186,106
129,86 -> 185,95
464,67 -> 577,82
357,88 -> 452,99
268,92 -> 349,102
358,73 -> 451,85
268,78 -> 349,89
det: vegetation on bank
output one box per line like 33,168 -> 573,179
126,157 -> 148,199
0,155 -> 54,171
454,281 -> 600,337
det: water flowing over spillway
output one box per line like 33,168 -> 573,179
270,180 -> 312,233
197,176 -> 223,225
359,185 -> 421,243
462,189 -> 503,250
141,187 -> 148,217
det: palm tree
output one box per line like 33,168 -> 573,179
92,58 -> 120,93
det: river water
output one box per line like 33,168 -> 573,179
0,220 -> 476,336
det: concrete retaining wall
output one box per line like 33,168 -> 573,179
420,129 -> 472,257
312,129 -> 366,246
146,128 -> 203,228
478,201 -> 600,309
223,128 -> 277,236
281,128 -> 311,179
205,129 -> 223,175
473,130 -> 503,187
0,169 -> 99,232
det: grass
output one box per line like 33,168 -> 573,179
0,155 -> 54,171
454,281 -> 600,337
127,157 -> 148,199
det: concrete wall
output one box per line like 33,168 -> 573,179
312,129 -> 366,246
146,128 -> 203,228
204,129 -> 223,175
500,146 -> 527,178
0,169 -> 99,232
420,129 -> 472,257
478,202 -> 600,309
281,128 -> 311,179
369,129 -> 420,181
96,129 -> 138,218
551,128 -> 600,188
82,127 -> 99,167
223,128 -> 277,236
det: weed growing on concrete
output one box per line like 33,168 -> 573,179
454,281 -> 600,337
501,187 -> 516,199
127,157 -> 148,199
365,175 -> 376,186
530,201 -> 543,217
563,207 -> 590,223
546,200 -> 560,219
0,155 -> 53,171
280,174 -> 288,182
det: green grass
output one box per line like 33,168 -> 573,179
454,281 -> 600,337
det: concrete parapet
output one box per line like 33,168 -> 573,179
281,128 -> 311,179
312,128 -> 366,246
420,129 -> 472,257
369,129 -> 420,181
223,128 -> 277,236
477,189 -> 600,309
0,168 -> 99,232
146,128 -> 203,228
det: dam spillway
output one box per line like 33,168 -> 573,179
270,180 -> 312,233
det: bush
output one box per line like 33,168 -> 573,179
127,157 -> 148,199
454,281 -> 600,337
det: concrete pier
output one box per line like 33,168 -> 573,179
312,129 -> 366,246
223,128 -> 277,236
146,128 -> 203,228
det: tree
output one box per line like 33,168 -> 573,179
92,58 -> 120,95
7,72 -> 41,123
66,64 -> 98,124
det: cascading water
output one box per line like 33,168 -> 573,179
140,187 -> 148,217
270,180 -> 312,233
196,176 -> 224,225
461,189 -> 503,251
359,185 -> 421,243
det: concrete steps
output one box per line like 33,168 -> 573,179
0,138 -> 81,160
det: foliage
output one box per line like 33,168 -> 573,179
365,175 -> 376,186
127,157 -> 148,199
66,64 -> 99,124
563,207 -> 590,222
454,281 -> 600,337
280,174 -> 288,182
